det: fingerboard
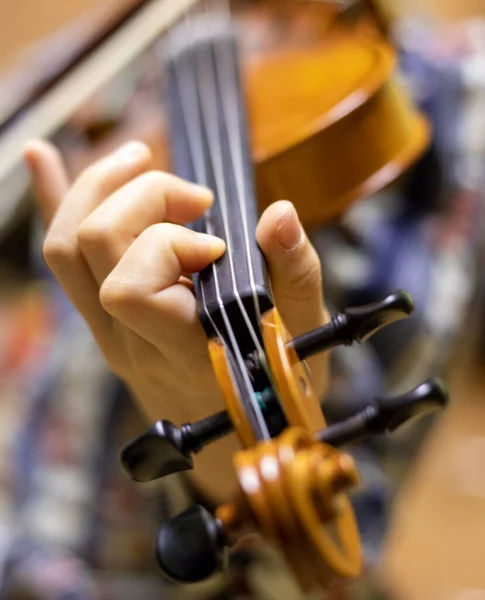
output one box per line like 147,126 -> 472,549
164,16 -> 273,358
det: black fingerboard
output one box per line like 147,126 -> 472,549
164,17 -> 273,359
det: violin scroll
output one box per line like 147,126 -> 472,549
156,428 -> 361,590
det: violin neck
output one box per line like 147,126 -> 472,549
165,18 -> 272,349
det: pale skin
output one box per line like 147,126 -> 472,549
25,139 -> 329,502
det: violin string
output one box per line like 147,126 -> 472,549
189,1 -> 261,349
214,4 -> 264,338
212,4 -> 273,381
179,4 -> 240,357
212,8 -> 277,395
211,7 -> 271,377
196,12 -> 270,438
170,9 -> 269,439
172,12 -> 226,347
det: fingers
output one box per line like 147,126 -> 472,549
41,141 -> 152,337
24,139 -> 70,227
100,224 -> 225,351
77,171 -> 213,284
256,201 -> 329,394
257,201 -> 327,335
48,140 -> 152,242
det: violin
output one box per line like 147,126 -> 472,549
118,6 -> 448,592
0,0 -> 448,591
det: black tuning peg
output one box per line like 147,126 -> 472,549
121,410 -> 233,482
287,290 -> 414,361
318,377 -> 449,448
156,505 -> 227,583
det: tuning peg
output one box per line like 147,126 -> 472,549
156,505 -> 228,582
287,290 -> 414,361
121,410 -> 233,482
318,377 -> 448,448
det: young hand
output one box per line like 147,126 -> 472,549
25,140 -> 329,499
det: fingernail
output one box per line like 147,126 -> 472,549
114,141 -> 149,164
189,183 -> 214,206
275,202 -> 304,250
195,232 -> 226,258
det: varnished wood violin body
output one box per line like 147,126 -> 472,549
248,33 -> 429,226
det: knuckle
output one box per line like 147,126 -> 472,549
139,170 -> 171,190
42,235 -> 75,272
99,276 -> 138,314
140,221 -> 177,243
138,170 -> 188,205
77,217 -> 111,251
141,221 -> 164,239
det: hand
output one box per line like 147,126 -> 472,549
25,139 -> 329,500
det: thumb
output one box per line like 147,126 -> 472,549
257,201 -> 328,336
257,201 -> 329,394
24,139 -> 70,228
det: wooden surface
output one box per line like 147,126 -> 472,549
262,308 -> 326,433
226,428 -> 361,590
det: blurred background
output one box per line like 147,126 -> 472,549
0,0 -> 485,599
